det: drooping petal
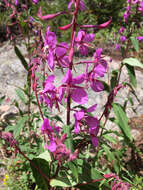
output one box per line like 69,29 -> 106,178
41,118 -> 51,132
48,50 -> 55,70
94,62 -> 107,78
94,48 -> 102,59
90,80 -> 104,92
84,33 -> 95,42
38,7 -> 65,20
91,136 -> 98,147
71,88 -> 88,104
72,74 -> 85,84
74,120 -> 80,134
56,42 -> 68,57
68,0 -> 74,10
45,29 -> 57,48
45,75 -> 55,83
86,104 -> 97,112
74,110 -> 85,120
80,0 -> 86,11
58,87 -> 66,103
62,69 -> 72,83
79,45 -> 88,56
75,30 -> 85,42
58,23 -> 73,30
86,116 -> 99,134
47,140 -> 57,152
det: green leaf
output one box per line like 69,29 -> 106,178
16,88 -> 27,104
31,158 -> 50,190
14,116 -> 28,138
102,144 -> 115,162
123,58 -> 143,69
5,116 -> 28,139
100,81 -> 110,92
68,161 -> 79,182
63,125 -> 74,152
50,175 -> 77,188
38,151 -> 51,162
110,69 -> 118,89
103,134 -> 117,144
126,64 -> 137,88
0,95 -> 5,105
130,36 -> 139,52
112,103 -> 133,141
14,46 -> 29,71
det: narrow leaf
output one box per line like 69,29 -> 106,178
112,103 -> 133,141
123,58 -> 143,69
126,64 -> 137,88
14,46 -> 29,71
31,158 -> 50,190
13,116 -> 28,139
0,96 -> 5,105
63,125 -> 74,152
16,88 -> 27,104
130,36 -> 139,52
110,69 -> 118,89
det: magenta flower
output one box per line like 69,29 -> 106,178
85,116 -> 99,147
73,104 -> 99,147
40,75 -> 59,110
74,110 -> 85,134
52,136 -> 78,162
41,118 -> 60,152
68,0 -> 85,11
137,36 -> 143,42
33,0 -> 38,4
115,44 -> 120,50
59,69 -> 88,104
44,27 -> 57,70
120,35 -> 126,42
119,27 -> 125,34
75,30 -> 95,56
55,42 -> 69,67
84,48 -> 107,92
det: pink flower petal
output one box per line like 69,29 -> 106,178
72,74 -> 85,84
71,88 -> 88,104
79,45 -> 88,56
86,104 -> 97,112
47,140 -> 57,152
84,33 -> 95,42
90,80 -> 104,92
74,110 -> 85,120
62,69 -> 72,83
91,136 -> 98,147
48,51 -> 55,70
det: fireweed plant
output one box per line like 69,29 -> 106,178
1,0 -> 143,189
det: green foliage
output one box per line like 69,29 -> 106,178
112,103 -> 133,141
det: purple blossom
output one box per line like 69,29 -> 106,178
115,44 -> 120,50
83,48 -> 107,92
44,26 -> 57,70
119,27 -> 125,34
55,42 -> 69,67
74,104 -> 99,147
59,69 -> 88,104
75,30 -> 95,56
120,35 -> 126,42
68,0 -> 85,11
52,135 -> 78,162
33,0 -> 38,4
40,75 -> 59,110
15,0 -> 18,5
41,118 -> 60,152
137,36 -> 143,42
